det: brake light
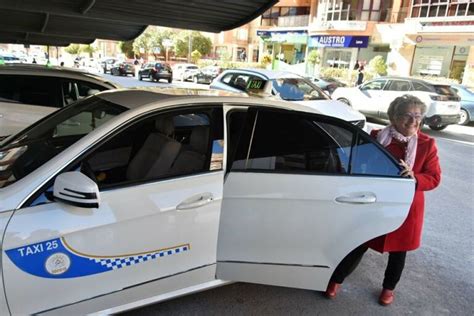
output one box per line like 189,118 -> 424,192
430,94 -> 448,101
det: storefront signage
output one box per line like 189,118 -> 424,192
309,36 -> 369,48
257,30 -> 308,44
311,21 -> 367,31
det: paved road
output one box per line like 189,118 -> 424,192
103,74 -> 474,315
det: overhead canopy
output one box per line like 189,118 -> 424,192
0,0 -> 278,46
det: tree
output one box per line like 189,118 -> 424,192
368,55 -> 388,76
119,40 -> 135,59
174,31 -> 212,58
307,49 -> 320,65
80,44 -> 96,57
133,27 -> 178,59
64,44 -> 81,55
191,50 -> 202,64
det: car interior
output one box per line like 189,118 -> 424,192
81,112 -> 213,188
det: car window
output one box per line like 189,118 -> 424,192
0,75 -> 61,107
230,109 -> 401,177
231,110 -> 350,174
76,106 -> 224,190
62,79 -> 109,106
433,84 -> 456,96
412,81 -> 434,92
385,80 -> 412,91
221,73 -> 234,84
272,78 -> 327,101
360,79 -> 387,91
351,134 -> 401,176
0,97 -> 127,189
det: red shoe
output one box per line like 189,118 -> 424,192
324,282 -> 341,299
378,289 -> 394,306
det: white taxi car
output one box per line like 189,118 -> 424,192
0,64 -> 118,138
0,88 -> 414,315
210,69 -> 367,130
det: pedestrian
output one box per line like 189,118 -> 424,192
356,66 -> 364,85
325,94 -> 441,306
354,60 -> 360,70
32,58 -> 37,64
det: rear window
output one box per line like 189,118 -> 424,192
187,66 -> 199,70
155,63 -> 163,69
434,85 -> 456,96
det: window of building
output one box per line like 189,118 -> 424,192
411,0 -> 474,18
317,0 -> 391,22
261,6 -> 310,26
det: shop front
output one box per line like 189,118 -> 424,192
407,34 -> 474,83
308,35 -> 370,70
257,29 -> 308,71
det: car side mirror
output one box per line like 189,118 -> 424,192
53,172 -> 100,208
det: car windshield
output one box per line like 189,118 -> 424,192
0,96 -> 127,189
272,78 -> 328,101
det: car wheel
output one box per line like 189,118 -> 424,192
429,124 -> 448,131
138,74 -> 142,81
458,109 -> 470,125
338,98 -> 351,107
193,76 -> 198,84
168,78 -> 172,84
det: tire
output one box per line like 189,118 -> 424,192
338,98 -> 351,107
138,74 -> 142,81
429,124 -> 448,131
458,109 -> 470,125
168,78 -> 172,84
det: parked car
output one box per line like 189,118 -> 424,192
173,63 -> 199,81
138,62 -> 173,83
0,64 -> 119,138
0,54 -> 21,64
308,76 -> 347,95
210,69 -> 367,129
192,65 -> 223,84
110,62 -> 135,76
450,84 -> 474,125
331,77 -> 461,130
100,58 -> 119,74
0,88 -> 414,315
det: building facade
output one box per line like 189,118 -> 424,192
253,0 -> 473,85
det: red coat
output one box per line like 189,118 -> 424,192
368,130 -> 441,252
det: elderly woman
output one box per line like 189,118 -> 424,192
325,94 -> 441,305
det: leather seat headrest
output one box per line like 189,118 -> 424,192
155,116 -> 174,137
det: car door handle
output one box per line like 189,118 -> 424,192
177,193 -> 214,211
335,193 -> 376,204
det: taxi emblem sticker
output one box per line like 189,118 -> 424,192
45,253 -> 71,275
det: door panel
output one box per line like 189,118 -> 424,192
3,172 -> 223,314
216,108 -> 414,291
217,173 -> 413,290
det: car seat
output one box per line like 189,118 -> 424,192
170,126 -> 210,174
126,116 -> 182,181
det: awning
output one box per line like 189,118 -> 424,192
0,0 -> 278,46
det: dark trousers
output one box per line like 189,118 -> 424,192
330,244 -> 407,290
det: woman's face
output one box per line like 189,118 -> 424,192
393,104 -> 423,137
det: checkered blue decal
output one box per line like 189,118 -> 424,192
5,237 -> 190,279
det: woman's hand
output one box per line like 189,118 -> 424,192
399,159 -> 415,180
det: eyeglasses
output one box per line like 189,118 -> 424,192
398,112 -> 424,121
